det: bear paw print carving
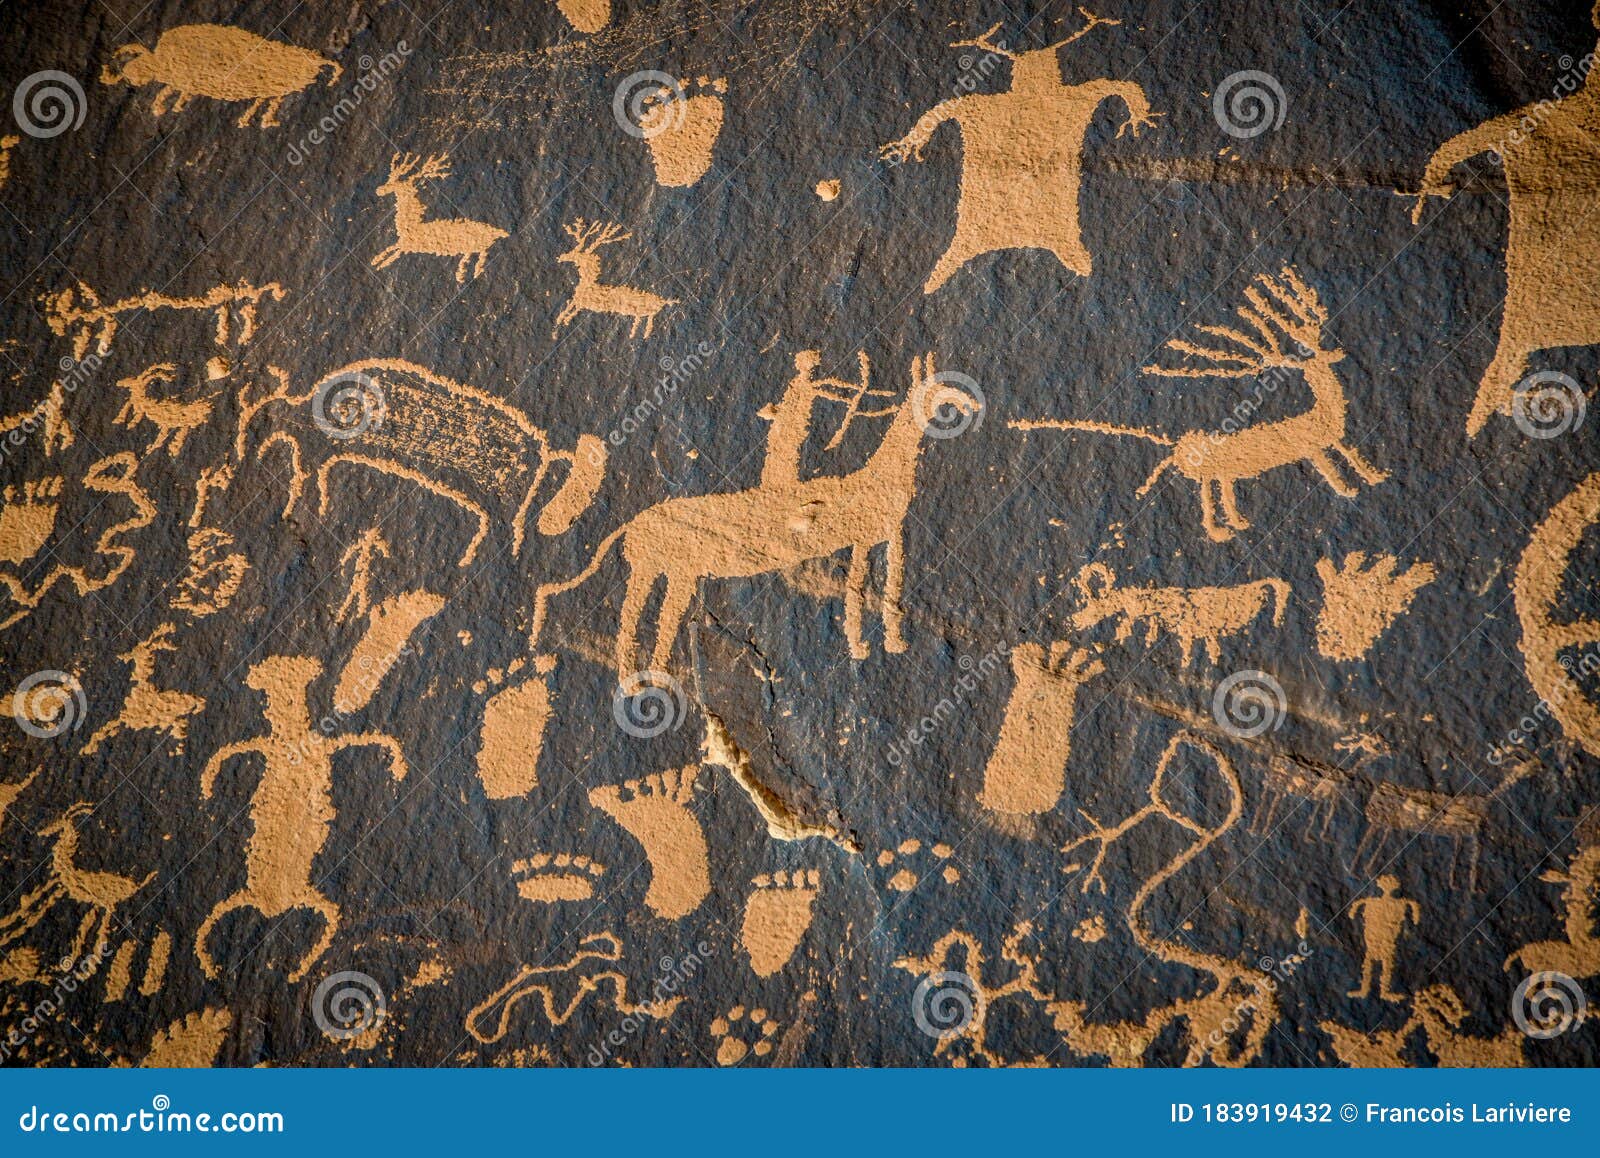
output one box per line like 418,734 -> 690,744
710,1005 -> 780,1066
877,838 -> 959,892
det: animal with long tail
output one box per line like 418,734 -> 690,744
1011,267 -> 1386,541
527,353 -> 981,680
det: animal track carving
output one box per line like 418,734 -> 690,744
0,478 -> 63,566
640,77 -> 727,187
710,1005 -> 780,1065
588,766 -> 710,920
741,869 -> 820,976
979,642 -> 1102,815
877,839 -> 959,892
513,854 -> 606,903
102,24 -> 340,128
1314,553 -> 1437,661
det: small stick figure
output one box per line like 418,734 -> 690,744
1346,875 -> 1419,1000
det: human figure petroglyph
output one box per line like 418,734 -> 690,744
237,361 -> 605,567
336,528 -> 390,625
1504,839 -> 1600,980
1346,875 -> 1419,1001
465,932 -> 679,1044
101,23 -> 341,128
1014,268 -> 1386,541
43,279 -> 284,370
880,10 -> 1157,292
528,353 -> 981,678
372,154 -> 509,284
0,803 -> 155,966
195,655 -> 406,983
81,624 -> 205,757
589,766 -> 710,920
977,642 -> 1103,816
0,453 -> 155,632
113,364 -> 216,457
553,219 -> 678,339
1069,563 -> 1289,667
757,350 -> 886,487
1513,470 -> 1600,760
1413,4 -> 1600,436
1314,552 -> 1437,661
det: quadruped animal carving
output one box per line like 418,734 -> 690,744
0,804 -> 155,967
880,10 -> 1157,292
1014,268 -> 1386,541
195,656 -> 407,983
1069,563 -> 1289,666
80,624 -> 206,757
528,353 -> 982,678
101,23 -> 341,128
113,364 -> 216,457
236,361 -> 605,567
372,154 -> 509,284
43,279 -> 284,370
553,219 -> 678,340
1412,4 -> 1600,436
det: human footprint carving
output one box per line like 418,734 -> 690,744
978,642 -> 1103,815
552,0 -> 610,33
513,853 -> 606,904
710,1005 -> 780,1065
0,478 -> 63,565
1314,552 -> 1437,661
588,766 -> 709,920
876,839 -> 959,892
741,869 -> 820,976
640,77 -> 727,187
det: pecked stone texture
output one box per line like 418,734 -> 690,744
0,0 -> 1597,1067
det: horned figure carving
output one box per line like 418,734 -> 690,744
1013,267 -> 1387,541
236,361 -> 605,567
529,353 -> 981,680
372,153 -> 508,284
553,219 -> 678,340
